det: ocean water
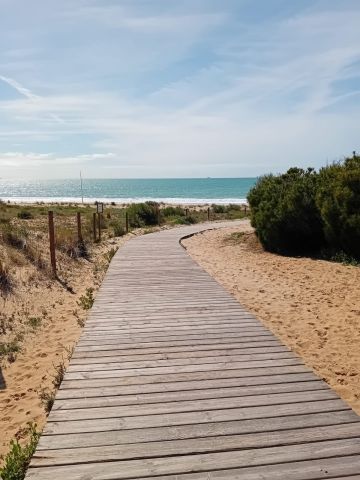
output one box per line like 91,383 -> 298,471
0,178 -> 256,204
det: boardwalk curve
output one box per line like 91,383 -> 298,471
27,221 -> 360,479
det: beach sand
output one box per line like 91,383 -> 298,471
0,230 -> 130,462
183,222 -> 360,414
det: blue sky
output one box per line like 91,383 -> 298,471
0,0 -> 359,179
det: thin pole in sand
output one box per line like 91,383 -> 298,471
125,211 -> 129,233
48,211 -> 56,276
76,212 -> 82,242
98,213 -> 101,241
207,207 -> 210,221
93,212 -> 97,241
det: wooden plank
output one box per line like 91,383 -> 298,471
74,338 -> 283,353
71,342 -> 286,358
63,358 -> 303,380
57,372 -> 319,398
37,410 -> 360,450
70,345 -> 290,363
43,400 -> 349,435
120,456 -> 360,480
26,441 -> 360,479
54,380 -> 325,408
60,366 -> 315,389
49,390 -> 338,421
32,423 -> 360,467
66,352 -> 297,372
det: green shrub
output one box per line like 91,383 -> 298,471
127,202 -> 159,227
0,341 -> 20,360
316,155 -> 360,259
174,215 -> 197,225
162,206 -> 185,217
110,220 -> 126,237
1,225 -> 28,249
77,288 -> 94,310
55,228 -> 88,259
26,317 -> 42,329
0,423 -> 39,480
211,204 -> 226,214
17,211 -> 33,220
39,388 -> 55,414
248,168 -> 324,254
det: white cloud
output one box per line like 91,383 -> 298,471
0,1 -> 359,178
0,75 -> 64,123
0,152 -> 115,168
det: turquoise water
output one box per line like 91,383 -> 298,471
0,178 -> 256,204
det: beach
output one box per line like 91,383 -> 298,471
183,223 -> 360,414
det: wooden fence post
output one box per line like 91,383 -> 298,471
76,212 -> 82,242
185,208 -> 189,217
93,212 -> 97,241
98,213 -> 101,241
48,211 -> 56,276
125,211 -> 129,233
244,205 -> 247,216
207,207 -> 210,221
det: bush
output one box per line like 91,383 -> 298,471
212,204 -> 226,214
162,206 -> 185,217
17,210 -> 33,220
316,155 -> 360,259
55,228 -> 88,259
0,423 -> 39,480
173,215 -> 197,225
1,225 -> 28,249
77,288 -> 94,310
127,202 -> 159,227
248,168 -> 324,254
110,220 -> 126,237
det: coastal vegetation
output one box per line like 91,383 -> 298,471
0,423 -> 39,480
248,154 -> 360,262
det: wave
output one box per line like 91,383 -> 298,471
0,197 -> 248,205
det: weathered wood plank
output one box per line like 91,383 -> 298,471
66,352 -> 297,372
57,372 -> 319,398
63,358 -> 304,380
53,380 -> 326,408
59,366 -> 317,389
43,400 -> 349,435
26,440 -> 360,479
49,390 -> 338,421
32,423 -> 360,467
36,410 -> 360,450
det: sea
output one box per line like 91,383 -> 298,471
0,178 -> 256,205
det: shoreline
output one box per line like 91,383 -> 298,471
0,197 -> 248,206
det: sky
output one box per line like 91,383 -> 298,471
0,0 -> 360,179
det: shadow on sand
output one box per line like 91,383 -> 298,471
0,366 -> 6,390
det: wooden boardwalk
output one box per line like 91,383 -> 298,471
27,222 -> 360,479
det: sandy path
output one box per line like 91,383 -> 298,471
183,223 -> 360,414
